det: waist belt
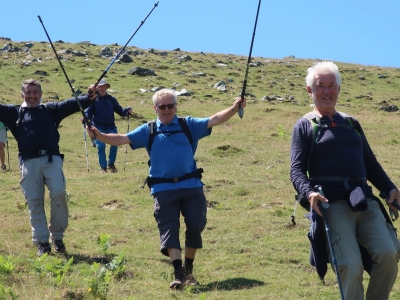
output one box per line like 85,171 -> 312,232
142,168 -> 204,189
20,150 -> 62,163
310,176 -> 366,191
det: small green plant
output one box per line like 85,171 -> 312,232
247,200 -> 255,209
97,233 -> 111,251
277,125 -> 288,139
87,262 -> 112,300
0,255 -> 15,275
44,256 -> 74,286
29,255 -> 73,286
28,253 -> 48,274
0,283 -> 17,300
105,253 -> 126,280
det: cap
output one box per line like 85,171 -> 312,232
98,79 -> 110,88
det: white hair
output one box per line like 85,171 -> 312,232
152,89 -> 177,105
306,61 -> 341,88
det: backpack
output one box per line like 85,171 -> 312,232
147,117 -> 193,152
16,104 -> 57,128
141,117 -> 203,189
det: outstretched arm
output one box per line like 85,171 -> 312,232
87,125 -> 130,146
207,97 -> 246,128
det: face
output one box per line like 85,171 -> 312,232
21,84 -> 42,108
153,94 -> 177,124
97,84 -> 108,96
307,69 -> 340,112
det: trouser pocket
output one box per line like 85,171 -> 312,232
386,222 -> 400,257
330,232 -> 347,271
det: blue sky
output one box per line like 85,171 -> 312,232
2,0 -> 400,68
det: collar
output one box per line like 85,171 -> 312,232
156,115 -> 178,128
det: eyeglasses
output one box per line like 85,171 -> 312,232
157,103 -> 175,110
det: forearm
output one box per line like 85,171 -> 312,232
207,106 -> 237,128
95,131 -> 130,146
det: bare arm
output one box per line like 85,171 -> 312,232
87,125 -> 130,146
207,97 -> 246,128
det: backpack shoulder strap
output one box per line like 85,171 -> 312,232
147,118 -> 194,152
147,120 -> 157,152
177,117 -> 193,145
337,111 -> 362,135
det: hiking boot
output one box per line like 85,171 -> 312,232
108,163 -> 117,173
52,239 -> 66,253
169,266 -> 185,290
101,167 -> 107,173
184,265 -> 200,286
1,164 -> 6,170
37,242 -> 51,257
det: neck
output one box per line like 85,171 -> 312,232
313,107 -> 337,120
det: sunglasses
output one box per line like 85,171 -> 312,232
157,103 -> 175,110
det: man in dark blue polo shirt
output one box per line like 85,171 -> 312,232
87,88 -> 246,289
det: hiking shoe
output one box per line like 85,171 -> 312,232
169,266 -> 184,290
101,167 -> 107,173
1,164 -> 6,170
108,163 -> 117,173
37,242 -> 51,257
52,239 -> 66,253
184,265 -> 200,286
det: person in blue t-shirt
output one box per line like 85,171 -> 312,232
87,88 -> 246,289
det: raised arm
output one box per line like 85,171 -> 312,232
207,97 -> 246,128
87,125 -> 130,146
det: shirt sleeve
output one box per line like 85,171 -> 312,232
290,118 -> 314,201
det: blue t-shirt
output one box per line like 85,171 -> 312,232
127,115 -> 212,194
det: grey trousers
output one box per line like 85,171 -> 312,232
20,156 -> 68,245
325,198 -> 400,300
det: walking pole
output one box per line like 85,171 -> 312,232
37,16 -> 92,129
124,114 -> 130,171
315,185 -> 345,300
94,2 -> 159,87
238,0 -> 262,119
5,128 -> 10,171
82,123 -> 89,172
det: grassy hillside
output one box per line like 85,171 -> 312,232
0,38 -> 400,299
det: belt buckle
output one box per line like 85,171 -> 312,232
173,177 -> 178,183
39,150 -> 47,156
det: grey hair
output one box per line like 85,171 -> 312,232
306,61 -> 341,88
152,88 -> 177,105
21,79 -> 42,93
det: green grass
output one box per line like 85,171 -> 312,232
0,39 -> 400,299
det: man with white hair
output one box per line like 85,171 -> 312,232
87,88 -> 246,289
290,61 -> 400,299
0,79 -> 96,256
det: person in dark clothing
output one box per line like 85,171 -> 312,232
0,79 -> 96,256
84,79 -> 132,173
0,121 -> 7,170
86,88 -> 246,289
290,61 -> 400,299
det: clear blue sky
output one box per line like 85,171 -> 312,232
2,0 -> 400,68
